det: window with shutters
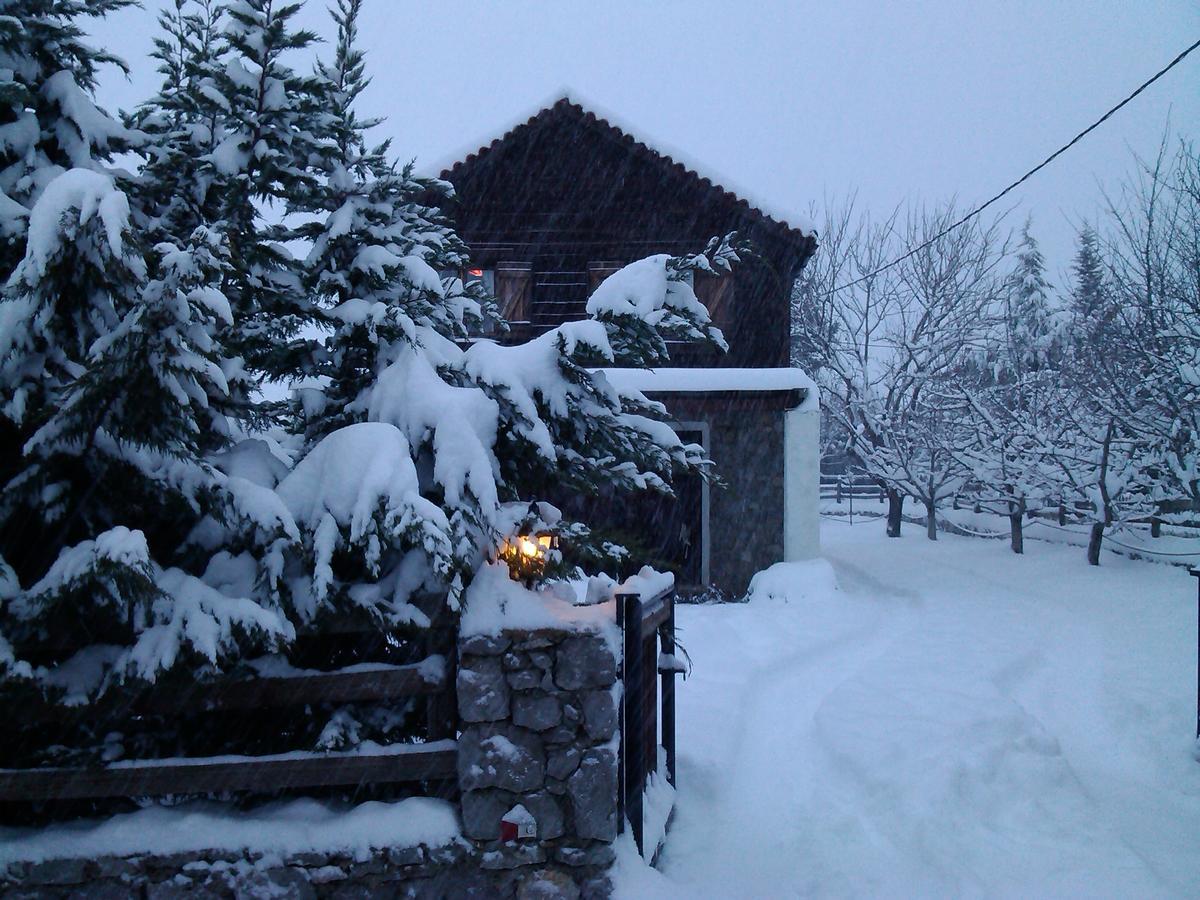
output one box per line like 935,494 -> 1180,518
495,261 -> 532,323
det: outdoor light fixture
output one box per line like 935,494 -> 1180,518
500,532 -> 559,587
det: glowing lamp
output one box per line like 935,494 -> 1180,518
500,532 -> 559,586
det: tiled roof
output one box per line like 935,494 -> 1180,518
439,97 -> 814,246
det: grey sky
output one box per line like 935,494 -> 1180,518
86,0 -> 1199,289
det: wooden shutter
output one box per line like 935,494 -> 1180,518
496,261 -> 532,322
588,260 -> 624,295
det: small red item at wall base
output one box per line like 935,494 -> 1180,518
500,804 -> 537,841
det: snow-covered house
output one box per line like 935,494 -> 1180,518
441,97 -> 820,595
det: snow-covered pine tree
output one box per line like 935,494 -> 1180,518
273,237 -> 736,634
296,0 -> 485,446
209,0 -> 329,383
132,0 -> 232,250
1066,225 -> 1112,354
267,0 -> 731,639
0,0 -> 136,277
0,173 -> 294,713
998,218 -> 1061,382
0,0 -> 734,770
132,1 -> 261,425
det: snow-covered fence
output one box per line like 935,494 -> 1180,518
820,474 -> 886,504
0,646 -> 458,806
2,572 -> 686,895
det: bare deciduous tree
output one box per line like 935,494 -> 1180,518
793,199 -> 1006,539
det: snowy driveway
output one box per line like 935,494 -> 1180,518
616,520 -> 1200,898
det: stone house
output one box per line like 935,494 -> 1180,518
441,97 -> 821,596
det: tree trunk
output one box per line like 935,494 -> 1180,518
925,499 -> 937,540
886,489 -> 904,537
1086,521 -> 1104,566
1009,499 -> 1025,555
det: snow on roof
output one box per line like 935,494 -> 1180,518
598,367 -> 818,409
430,91 -> 817,241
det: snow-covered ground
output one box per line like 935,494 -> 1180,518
616,518 -> 1200,898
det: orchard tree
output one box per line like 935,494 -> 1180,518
793,198 -> 1005,538
1097,138 -> 1200,515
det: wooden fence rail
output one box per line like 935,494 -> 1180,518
0,635 -> 458,808
819,475 -> 886,503
0,741 -> 457,802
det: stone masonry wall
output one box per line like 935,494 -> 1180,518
456,627 -> 620,899
708,405 -> 785,595
1,841 -> 481,899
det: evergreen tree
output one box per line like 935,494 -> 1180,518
0,0 -> 734,770
1,170 -> 144,457
0,172 -> 293,709
272,0 -> 727,627
1001,218 -> 1059,379
276,239 -> 733,627
0,0 -> 136,275
210,0 -> 329,382
1067,225 -> 1112,351
133,0 -> 231,250
296,0 -> 485,446
132,1 -> 260,423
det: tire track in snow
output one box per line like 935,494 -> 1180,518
655,567 -> 915,897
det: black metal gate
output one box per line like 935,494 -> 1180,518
616,585 -> 678,858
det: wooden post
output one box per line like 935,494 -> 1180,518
617,592 -> 644,856
660,595 -> 677,787
425,625 -> 457,741
643,630 -> 656,787
626,593 -> 645,856
616,593 -> 626,837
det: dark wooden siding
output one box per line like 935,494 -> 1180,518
441,101 -> 815,367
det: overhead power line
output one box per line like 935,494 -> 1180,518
825,36 -> 1200,297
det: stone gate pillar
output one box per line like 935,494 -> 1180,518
457,624 -> 621,899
